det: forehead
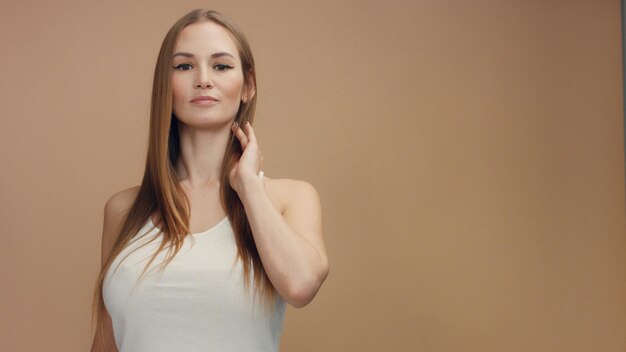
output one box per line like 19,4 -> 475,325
174,21 -> 239,59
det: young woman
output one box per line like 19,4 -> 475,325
90,9 -> 329,352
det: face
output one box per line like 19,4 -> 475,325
171,21 -> 253,127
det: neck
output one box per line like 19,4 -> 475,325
174,121 -> 232,189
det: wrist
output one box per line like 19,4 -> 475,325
238,172 -> 266,199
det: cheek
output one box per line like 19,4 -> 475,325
171,78 -> 184,101
170,78 -> 187,117
223,73 -> 245,99
225,85 -> 241,100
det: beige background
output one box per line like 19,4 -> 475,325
1,0 -> 624,351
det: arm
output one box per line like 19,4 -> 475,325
229,121 -> 329,308
90,310 -> 117,352
239,177 -> 329,308
91,187 -> 138,351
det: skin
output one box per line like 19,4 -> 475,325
164,21 -> 329,307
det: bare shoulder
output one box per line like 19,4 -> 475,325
263,177 -> 320,214
105,185 -> 141,216
100,185 -> 141,267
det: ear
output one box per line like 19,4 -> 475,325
242,70 -> 256,103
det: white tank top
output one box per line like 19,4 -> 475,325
102,216 -> 286,352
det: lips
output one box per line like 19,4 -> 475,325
190,95 -> 218,102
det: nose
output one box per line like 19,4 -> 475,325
194,65 -> 213,88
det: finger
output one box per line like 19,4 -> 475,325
237,125 -> 249,148
244,121 -> 257,144
232,122 -> 248,148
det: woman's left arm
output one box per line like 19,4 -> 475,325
230,121 -> 329,308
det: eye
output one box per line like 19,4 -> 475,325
214,64 -> 233,71
173,63 -> 192,71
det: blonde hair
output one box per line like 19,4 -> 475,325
91,9 -> 277,350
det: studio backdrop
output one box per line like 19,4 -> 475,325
1,1 -> 624,351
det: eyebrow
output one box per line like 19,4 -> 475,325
172,51 -> 235,59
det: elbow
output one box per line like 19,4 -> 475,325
286,263 -> 330,309
286,284 -> 317,309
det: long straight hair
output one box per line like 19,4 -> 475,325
90,9 -> 276,350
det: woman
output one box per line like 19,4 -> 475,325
90,9 -> 329,352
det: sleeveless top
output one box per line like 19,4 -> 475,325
102,216 -> 286,352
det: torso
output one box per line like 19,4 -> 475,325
103,179 -> 289,351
